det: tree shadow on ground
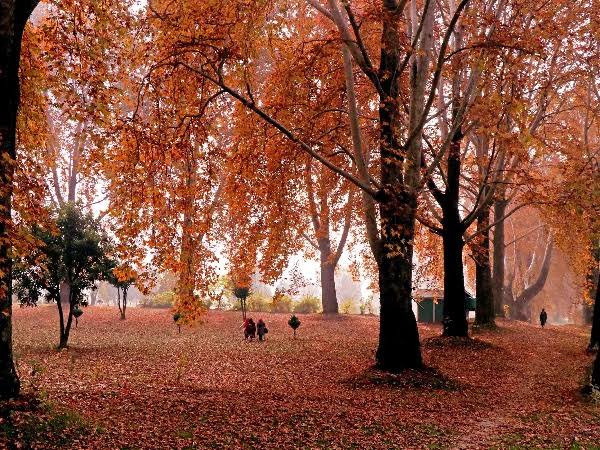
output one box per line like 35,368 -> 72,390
423,335 -> 497,350
344,366 -> 461,391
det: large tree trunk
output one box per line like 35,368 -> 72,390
592,348 -> 600,390
591,274 -> 600,350
492,199 -> 508,316
178,216 -> 195,307
318,238 -> 338,314
0,0 -> 39,398
373,1 -> 425,370
475,205 -> 495,326
177,149 -> 197,311
375,192 -> 422,371
56,294 -> 66,346
441,136 -> 468,337
59,308 -> 74,350
441,227 -> 468,336
511,237 -> 553,321
305,164 -> 343,315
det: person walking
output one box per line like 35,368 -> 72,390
246,318 -> 256,341
257,318 -> 268,341
241,318 -> 250,340
540,308 -> 548,328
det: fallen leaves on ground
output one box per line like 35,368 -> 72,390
2,306 -> 599,449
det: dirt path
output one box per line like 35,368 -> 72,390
449,321 -> 598,449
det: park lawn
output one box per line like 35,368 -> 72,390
2,306 -> 599,449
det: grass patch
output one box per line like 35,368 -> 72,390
175,429 -> 194,439
0,393 -> 93,449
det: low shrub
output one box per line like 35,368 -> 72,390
139,291 -> 175,308
340,298 -> 359,314
247,293 -> 271,312
294,295 -> 321,314
270,293 -> 293,313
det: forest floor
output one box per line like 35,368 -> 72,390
2,306 -> 599,449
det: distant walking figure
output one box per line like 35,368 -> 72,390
257,319 -> 268,341
540,308 -> 548,328
241,318 -> 250,340
244,318 -> 256,341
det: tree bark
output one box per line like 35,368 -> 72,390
492,199 -> 508,316
60,280 -> 70,307
305,163 -> 341,315
375,192 -> 422,371
177,149 -> 197,309
474,205 -> 495,326
374,2 -> 423,370
592,348 -> 600,390
441,137 -> 468,337
591,274 -> 600,350
441,227 -> 468,336
318,240 -> 338,314
0,0 -> 39,399
57,294 -> 66,347
117,287 -> 122,318
57,289 -> 74,349
341,46 -> 380,263
90,285 -> 98,306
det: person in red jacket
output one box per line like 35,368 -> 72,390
245,318 -> 256,341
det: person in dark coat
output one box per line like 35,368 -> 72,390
257,318 -> 268,341
540,308 -> 548,328
245,318 -> 256,341
242,318 -> 250,340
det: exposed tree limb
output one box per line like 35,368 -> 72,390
175,62 -> 379,197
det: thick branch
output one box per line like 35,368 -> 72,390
176,62 -> 379,197
333,193 -> 352,265
514,236 -> 553,306
464,201 -> 530,244
341,45 -> 381,262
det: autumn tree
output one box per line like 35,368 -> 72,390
13,203 -> 112,349
302,151 -> 354,315
102,15 -> 231,323
105,262 -> 137,320
486,31 -> 583,317
540,49 -> 599,385
416,0 -> 509,335
143,0 -> 483,371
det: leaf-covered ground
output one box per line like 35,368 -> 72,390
3,306 -> 599,449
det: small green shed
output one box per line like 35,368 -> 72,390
465,292 -> 476,311
414,289 -> 476,323
414,289 -> 444,323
